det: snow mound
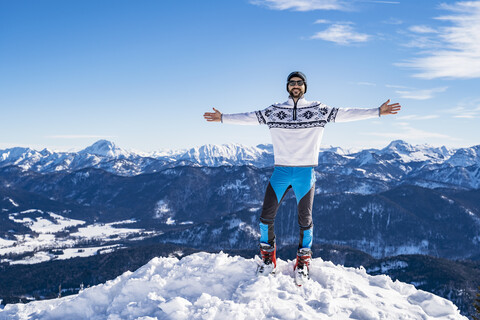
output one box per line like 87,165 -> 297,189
0,252 -> 466,320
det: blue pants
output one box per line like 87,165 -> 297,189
259,167 -> 316,249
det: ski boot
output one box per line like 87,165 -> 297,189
294,248 -> 312,286
256,243 -> 276,275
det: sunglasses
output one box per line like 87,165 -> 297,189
288,80 -> 304,86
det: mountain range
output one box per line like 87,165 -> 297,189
1,139 -> 479,261
1,140 -> 480,318
1,139 -> 479,191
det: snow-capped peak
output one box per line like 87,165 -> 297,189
177,143 -> 272,166
39,148 -> 53,156
383,140 -> 417,154
447,145 -> 480,167
380,140 -> 453,163
79,140 -> 130,158
0,252 -> 466,319
0,147 -> 36,162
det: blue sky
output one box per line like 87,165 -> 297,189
1,0 -> 479,152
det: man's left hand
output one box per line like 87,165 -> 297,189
380,99 -> 401,116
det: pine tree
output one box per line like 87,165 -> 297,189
473,286 -> 480,320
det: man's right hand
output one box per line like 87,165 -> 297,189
203,108 -> 222,122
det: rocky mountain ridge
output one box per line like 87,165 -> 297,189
1,139 -> 479,191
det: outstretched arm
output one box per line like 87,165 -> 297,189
203,108 -> 222,122
380,99 -> 401,116
332,99 -> 402,123
203,107 -> 264,125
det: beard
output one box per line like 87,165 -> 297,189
289,88 -> 304,99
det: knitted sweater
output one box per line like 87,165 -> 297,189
222,96 -> 379,166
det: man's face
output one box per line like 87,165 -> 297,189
288,76 -> 305,98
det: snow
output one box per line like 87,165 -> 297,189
1,212 -> 153,264
9,212 -> 85,234
9,251 -> 53,265
354,168 -> 366,174
7,245 -> 124,265
55,245 -> 123,260
227,218 -> 243,229
0,252 -> 466,320
382,140 -> 453,164
79,140 -> 132,158
0,237 -> 15,247
1,140 -> 479,191
16,209 -> 40,214
153,200 -> 170,219
218,179 -> 250,195
2,211 -> 86,257
109,219 -> 137,225
8,198 -> 19,207
342,239 -> 430,258
367,260 -> 409,273
71,222 -> 142,240
177,143 -> 270,167
0,233 -> 76,257
441,195 -> 455,204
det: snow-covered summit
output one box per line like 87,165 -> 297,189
79,140 -> 132,158
0,252 -> 466,320
176,143 -> 272,167
447,145 -> 480,167
380,140 -> 454,163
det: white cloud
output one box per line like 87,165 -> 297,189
361,1 -> 399,3
408,25 -> 438,34
443,99 -> 480,119
401,36 -> 441,49
385,84 -> 408,89
395,87 -> 448,100
314,19 -> 331,24
397,1 -> 480,79
249,0 -> 347,11
365,125 -> 456,141
311,24 -> 371,44
46,135 -> 116,139
397,115 -> 440,120
251,0 -> 399,11
454,114 -> 476,119
382,17 -> 403,25
356,81 -> 376,86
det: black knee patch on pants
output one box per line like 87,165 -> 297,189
260,182 -> 290,246
297,185 -> 315,249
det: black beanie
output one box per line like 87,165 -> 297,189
286,71 -> 307,93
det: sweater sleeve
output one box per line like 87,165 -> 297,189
328,107 -> 380,123
222,110 -> 266,125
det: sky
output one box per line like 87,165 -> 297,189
1,0 -> 479,152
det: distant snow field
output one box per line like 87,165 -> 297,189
9,210 -> 86,234
5,245 -> 124,265
1,212 -> 158,264
0,252 -> 466,320
71,221 -> 142,239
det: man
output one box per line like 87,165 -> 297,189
203,71 -> 401,286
